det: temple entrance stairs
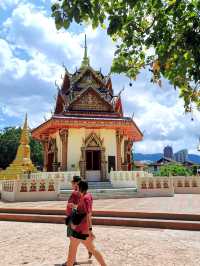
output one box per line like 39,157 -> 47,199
59,181 -> 138,200
88,181 -> 113,189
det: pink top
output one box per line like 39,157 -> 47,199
75,192 -> 93,234
66,191 -> 81,216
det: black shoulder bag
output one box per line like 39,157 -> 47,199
71,208 -> 86,225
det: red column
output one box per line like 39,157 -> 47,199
59,129 -> 68,171
116,131 -> 123,171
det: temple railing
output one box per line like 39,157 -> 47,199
110,171 -> 153,188
1,178 -> 60,202
136,175 -> 200,196
173,176 -> 200,193
137,176 -> 174,197
6,172 -> 200,200
22,171 -> 80,190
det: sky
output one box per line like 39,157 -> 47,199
0,0 -> 200,155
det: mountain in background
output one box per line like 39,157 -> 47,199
188,154 -> 200,164
134,153 -> 200,164
133,153 -> 162,162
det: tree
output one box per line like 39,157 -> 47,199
0,127 -> 43,169
155,163 -> 192,176
30,138 -> 43,169
0,127 -> 21,169
52,0 -> 200,112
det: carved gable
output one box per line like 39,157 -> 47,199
76,70 -> 101,90
88,139 -> 98,147
69,88 -> 113,112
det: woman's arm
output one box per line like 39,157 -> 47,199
88,212 -> 95,239
88,212 -> 92,229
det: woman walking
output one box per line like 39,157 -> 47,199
66,180 -> 107,266
64,176 -> 92,266
66,176 -> 81,240
63,176 -> 81,266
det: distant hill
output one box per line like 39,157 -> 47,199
188,154 -> 200,164
133,153 -> 162,162
134,153 -> 200,164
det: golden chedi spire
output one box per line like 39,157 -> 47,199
0,114 -> 37,180
20,113 -> 29,145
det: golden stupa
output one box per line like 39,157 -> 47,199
0,114 -> 37,180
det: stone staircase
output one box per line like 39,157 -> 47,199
59,181 -> 138,200
88,181 -> 113,189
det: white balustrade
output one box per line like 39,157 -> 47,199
136,175 -> 200,197
137,176 -> 174,197
22,171 -> 80,190
173,176 -> 200,194
1,178 -> 60,202
3,170 -> 200,201
110,171 -> 152,188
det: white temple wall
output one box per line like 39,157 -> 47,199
100,129 -> 116,170
67,128 -> 85,170
67,128 -> 117,172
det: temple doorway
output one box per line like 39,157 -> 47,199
80,133 -> 107,181
47,153 -> 53,172
86,150 -> 101,181
86,150 -> 101,170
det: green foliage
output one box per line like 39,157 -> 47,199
0,127 -> 21,169
190,164 -> 199,175
30,138 -> 43,168
0,127 -> 43,169
156,163 -> 193,176
52,0 -> 200,111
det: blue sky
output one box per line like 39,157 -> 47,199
0,0 -> 200,154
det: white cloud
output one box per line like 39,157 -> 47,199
2,2 -> 116,74
0,0 -> 21,10
128,74 -> 200,154
1,95 -> 52,128
0,39 -> 27,78
3,3 -> 84,69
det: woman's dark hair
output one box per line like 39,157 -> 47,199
78,180 -> 88,193
72,176 -> 81,183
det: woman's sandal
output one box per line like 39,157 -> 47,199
61,262 -> 78,266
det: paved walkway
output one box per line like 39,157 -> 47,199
1,194 -> 200,214
0,221 -> 200,266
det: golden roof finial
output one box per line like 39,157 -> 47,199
81,34 -> 90,68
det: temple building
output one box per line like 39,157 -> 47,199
32,36 -> 143,181
0,114 -> 37,180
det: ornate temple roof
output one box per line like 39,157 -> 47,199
55,35 -> 116,116
32,35 -> 143,142
32,114 -> 143,142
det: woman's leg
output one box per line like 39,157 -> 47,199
66,225 -> 78,264
67,237 -> 80,266
81,237 -> 107,266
